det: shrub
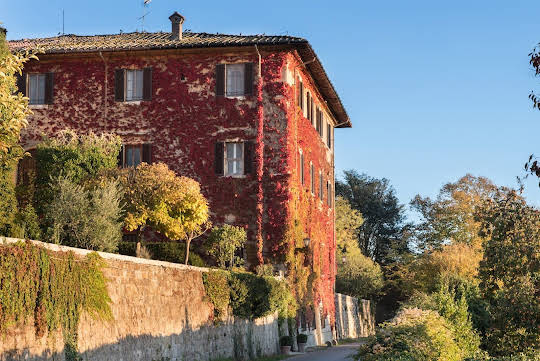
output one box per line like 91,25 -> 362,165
356,308 -> 461,361
0,164 -> 18,236
279,335 -> 293,347
255,264 -> 274,277
34,130 -> 121,215
202,271 -> 230,322
336,251 -> 384,300
207,224 -> 246,269
297,333 -> 308,343
117,241 -> 206,267
43,176 -> 123,252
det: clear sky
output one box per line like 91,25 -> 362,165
2,0 -> 540,212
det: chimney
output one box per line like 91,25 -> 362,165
169,12 -> 185,40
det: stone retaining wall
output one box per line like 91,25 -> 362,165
0,238 -> 279,361
335,293 -> 375,339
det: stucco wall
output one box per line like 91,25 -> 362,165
335,293 -> 375,339
0,238 -> 279,361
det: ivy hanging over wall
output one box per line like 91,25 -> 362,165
0,241 -> 112,358
202,270 -> 296,323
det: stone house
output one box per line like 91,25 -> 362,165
8,12 -> 351,342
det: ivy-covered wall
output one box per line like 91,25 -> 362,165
18,46 -> 336,324
0,238 -> 280,361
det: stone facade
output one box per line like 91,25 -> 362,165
0,238 -> 279,361
334,293 -> 375,339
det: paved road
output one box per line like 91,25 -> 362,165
288,344 -> 359,361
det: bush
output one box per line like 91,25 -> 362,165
0,164 -> 18,236
336,251 -> 384,300
357,308 -> 462,361
279,336 -> 293,347
117,241 -> 206,267
34,130 -> 121,215
202,271 -> 230,322
297,333 -> 308,343
207,224 -> 246,269
43,176 -> 123,252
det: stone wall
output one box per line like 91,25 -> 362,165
335,293 -> 375,339
0,238 -> 279,361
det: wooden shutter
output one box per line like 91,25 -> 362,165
115,69 -> 125,101
244,63 -> 253,96
45,73 -> 54,104
327,123 -> 331,147
300,82 -> 304,110
216,64 -> 225,97
244,141 -> 254,174
297,78 -> 301,106
306,92 -> 311,120
16,72 -> 26,96
311,98 -> 315,124
142,144 -> 152,164
215,142 -> 224,175
143,67 -> 152,101
117,145 -> 124,167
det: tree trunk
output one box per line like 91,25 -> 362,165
136,227 -> 143,257
184,238 -> 191,265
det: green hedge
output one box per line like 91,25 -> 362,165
202,269 -> 296,322
117,241 -> 206,267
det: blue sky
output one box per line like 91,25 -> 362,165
2,0 -> 540,212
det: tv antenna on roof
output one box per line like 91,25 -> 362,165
138,0 -> 151,32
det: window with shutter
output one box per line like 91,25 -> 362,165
225,142 -> 244,176
310,163 -> 315,194
319,172 -> 323,200
122,145 -> 143,167
327,181 -> 332,207
306,92 -> 311,120
300,150 -> 304,185
115,69 -> 125,101
327,123 -> 332,148
28,74 -> 46,105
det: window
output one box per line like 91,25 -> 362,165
319,172 -> 324,200
327,180 -> 332,207
297,79 -> 304,110
327,123 -> 332,148
119,144 -> 152,168
226,64 -> 245,96
300,150 -> 305,185
310,163 -> 315,194
306,92 -> 311,120
225,142 -> 244,176
115,68 -> 152,102
216,63 -> 253,97
28,74 -> 46,104
126,70 -> 144,101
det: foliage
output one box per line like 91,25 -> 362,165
0,28 -> 35,168
356,308 -> 462,361
279,335 -> 293,347
43,176 -> 123,252
117,162 -> 210,264
202,269 -> 296,322
202,270 -> 230,322
0,163 -> 18,235
411,175 -> 501,251
34,130 -> 121,215
403,285 -> 482,358
0,241 -> 112,356
336,170 -> 410,264
335,196 -> 364,254
117,241 -> 206,267
207,224 -> 246,269
336,250 -> 384,300
297,333 -> 308,343
477,192 -> 540,355
255,264 -> 274,276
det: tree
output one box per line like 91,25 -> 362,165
336,170 -> 409,264
335,196 -> 384,299
411,174 -> 503,251
119,162 -> 210,264
207,224 -> 247,269
43,176 -> 123,252
478,192 -> 540,355
0,27 -> 35,236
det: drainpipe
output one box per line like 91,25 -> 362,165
98,51 -> 108,121
254,45 -> 265,266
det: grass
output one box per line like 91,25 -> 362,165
338,337 -> 367,345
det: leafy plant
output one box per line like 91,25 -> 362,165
117,241 -> 206,267
43,176 -> 123,252
202,271 -> 230,322
207,224 -> 246,269
117,163 -> 210,264
297,333 -> 307,343
279,335 -> 293,347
